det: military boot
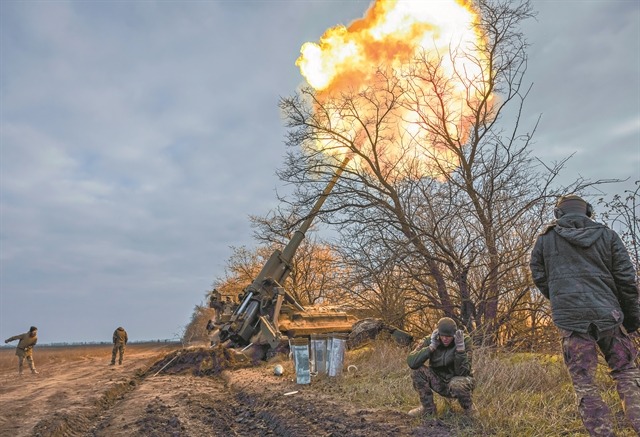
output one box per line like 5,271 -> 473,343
463,404 -> 477,418
457,397 -> 477,419
408,406 -> 423,417
408,404 -> 436,418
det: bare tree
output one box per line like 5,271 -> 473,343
212,211 -> 348,307
277,0 -> 602,346
597,181 -> 640,270
336,230 -> 415,329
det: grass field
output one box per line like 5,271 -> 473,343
318,337 -> 639,436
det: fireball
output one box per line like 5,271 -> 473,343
296,0 -> 491,178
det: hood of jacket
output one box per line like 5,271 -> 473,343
553,214 -> 606,248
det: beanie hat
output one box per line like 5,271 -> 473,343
556,194 -> 588,216
436,317 -> 457,337
29,326 -> 37,332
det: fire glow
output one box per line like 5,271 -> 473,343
296,0 -> 491,177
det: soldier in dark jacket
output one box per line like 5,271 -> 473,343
4,326 -> 39,375
111,326 -> 128,365
407,317 -> 474,417
530,194 -> 640,436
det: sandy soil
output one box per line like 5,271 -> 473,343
0,343 -> 450,437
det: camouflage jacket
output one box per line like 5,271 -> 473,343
530,214 -> 640,333
6,332 -> 38,355
113,327 -> 128,345
406,335 -> 472,382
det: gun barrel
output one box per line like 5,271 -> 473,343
218,156 -> 350,347
279,156 -> 350,265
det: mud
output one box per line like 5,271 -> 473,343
146,346 -> 252,376
0,343 -> 452,437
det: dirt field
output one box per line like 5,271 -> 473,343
0,343 -> 449,437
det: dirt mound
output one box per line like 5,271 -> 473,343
32,411 -> 94,437
147,345 -> 252,376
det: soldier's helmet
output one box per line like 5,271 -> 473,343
436,317 -> 457,337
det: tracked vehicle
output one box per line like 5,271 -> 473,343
209,159 -> 411,361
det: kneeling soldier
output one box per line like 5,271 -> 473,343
407,317 -> 474,417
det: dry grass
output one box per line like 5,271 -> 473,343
308,336 -> 639,436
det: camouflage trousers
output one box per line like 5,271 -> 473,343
111,343 -> 125,364
411,366 -> 475,414
561,325 -> 640,436
17,350 -> 36,374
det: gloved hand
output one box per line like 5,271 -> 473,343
4,339 -> 9,344
429,329 -> 441,350
454,329 -> 465,352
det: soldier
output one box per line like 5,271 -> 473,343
530,194 -> 640,436
4,326 -> 39,375
407,317 -> 474,418
209,288 -> 224,321
110,326 -> 128,365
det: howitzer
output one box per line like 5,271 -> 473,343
217,157 -> 351,353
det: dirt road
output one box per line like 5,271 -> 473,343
0,343 -> 448,437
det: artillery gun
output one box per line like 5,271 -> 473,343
211,158 -> 360,360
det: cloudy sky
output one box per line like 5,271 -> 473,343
1,1 -> 638,344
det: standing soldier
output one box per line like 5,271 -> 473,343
209,288 -> 224,322
111,326 -> 128,365
530,194 -> 640,436
407,317 -> 474,418
4,326 -> 39,375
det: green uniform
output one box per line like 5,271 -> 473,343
111,327 -> 128,365
407,335 -> 474,415
5,331 -> 38,374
